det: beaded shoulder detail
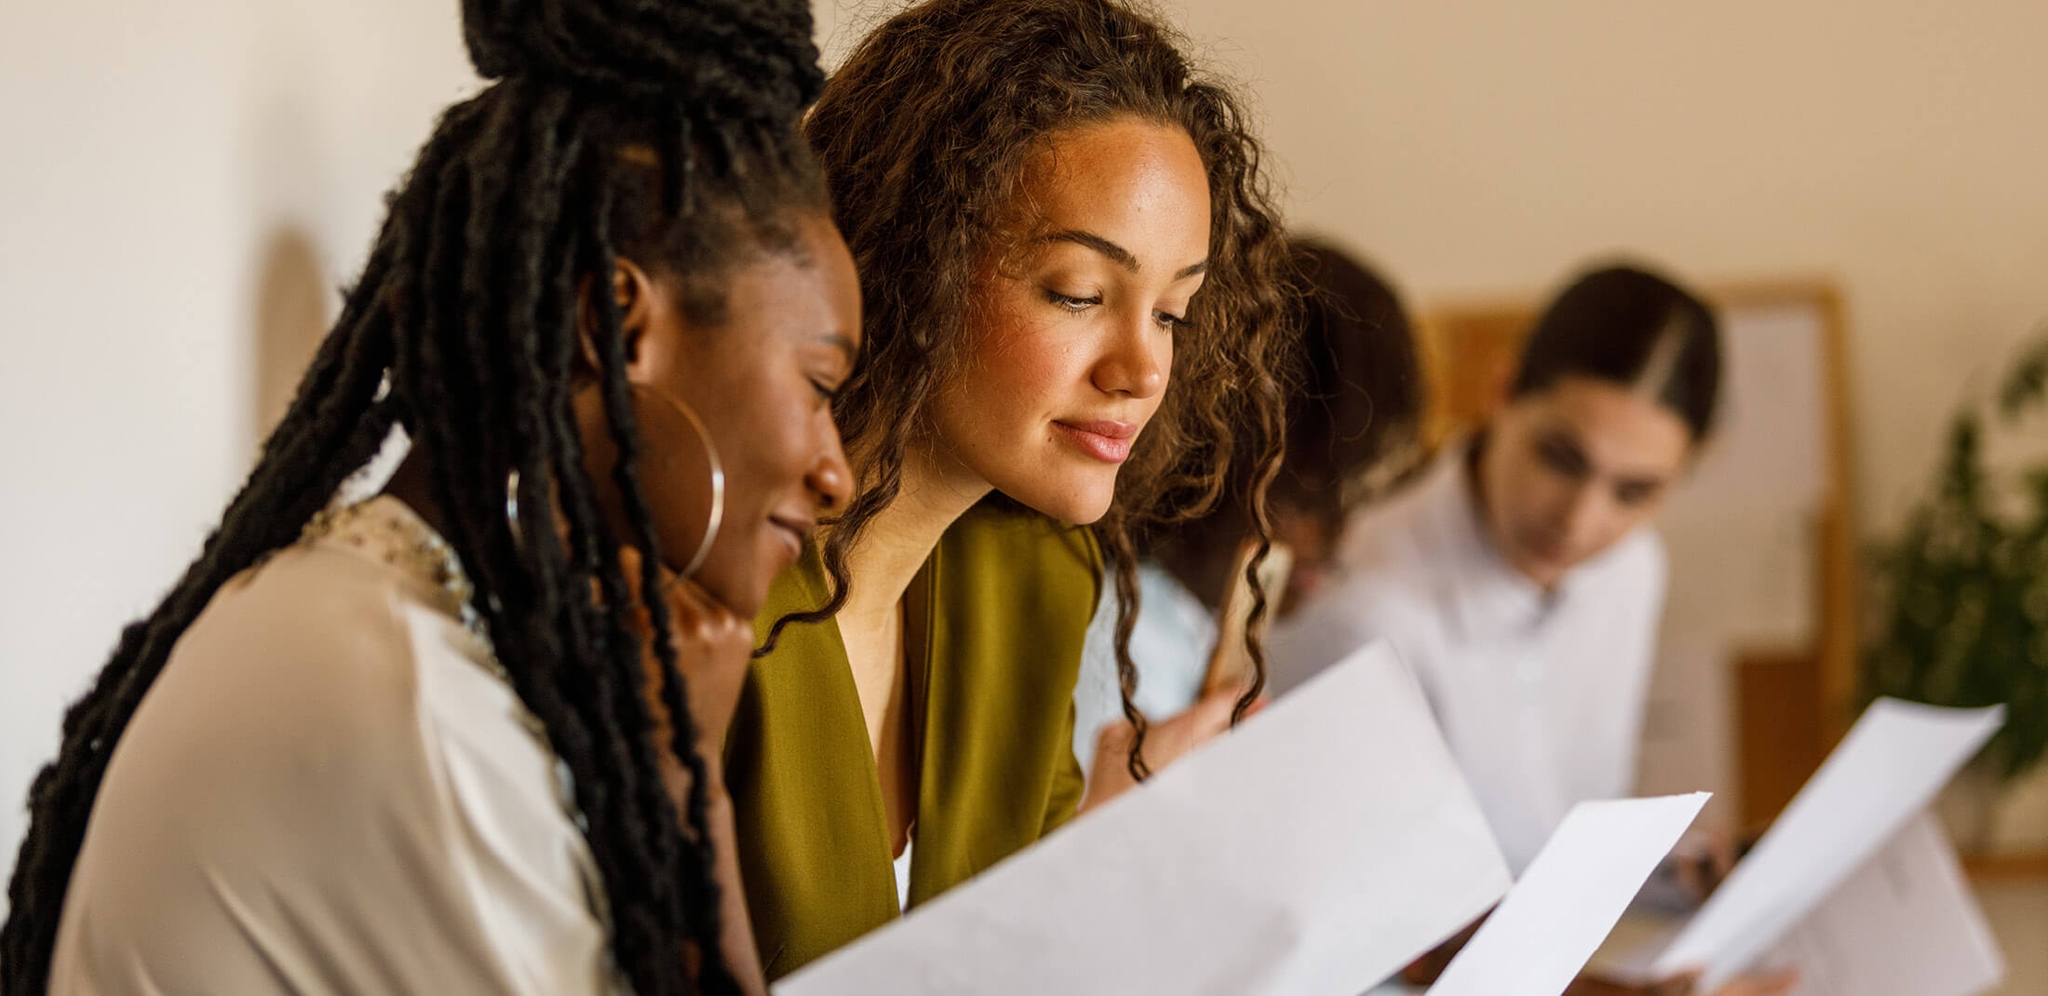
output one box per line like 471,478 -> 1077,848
301,497 -> 489,642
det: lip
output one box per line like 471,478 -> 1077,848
1052,419 -> 1140,464
767,514 -> 813,566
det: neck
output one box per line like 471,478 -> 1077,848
380,448 -> 452,539
833,442 -> 989,629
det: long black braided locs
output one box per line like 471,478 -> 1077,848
2,2 -> 825,993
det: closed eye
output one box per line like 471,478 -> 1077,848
1046,289 -> 1101,312
1535,435 -> 1591,480
1614,479 -> 1664,506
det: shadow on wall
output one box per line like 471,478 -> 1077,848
252,226 -> 331,447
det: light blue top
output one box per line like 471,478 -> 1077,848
1072,560 -> 1217,770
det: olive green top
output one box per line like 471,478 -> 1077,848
724,499 -> 1102,980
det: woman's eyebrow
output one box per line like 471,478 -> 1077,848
1037,230 -> 1208,281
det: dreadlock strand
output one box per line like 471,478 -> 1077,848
582,187 -> 740,992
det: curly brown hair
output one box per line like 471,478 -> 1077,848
769,0 -> 1295,779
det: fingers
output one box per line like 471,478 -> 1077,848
1083,688 -> 1265,813
1180,686 -> 1241,738
615,545 -> 742,641
659,570 -> 728,632
1705,830 -> 1738,885
1645,970 -> 1701,996
1713,969 -> 1799,996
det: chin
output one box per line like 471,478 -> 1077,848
681,540 -> 773,620
996,473 -> 1118,526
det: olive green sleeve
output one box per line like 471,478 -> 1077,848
1042,700 -> 1088,834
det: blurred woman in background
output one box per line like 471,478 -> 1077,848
1272,263 -> 1795,996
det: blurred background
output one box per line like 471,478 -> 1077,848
4,0 -> 2045,970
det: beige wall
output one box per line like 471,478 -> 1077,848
0,0 -> 474,894
1160,0 -> 2048,532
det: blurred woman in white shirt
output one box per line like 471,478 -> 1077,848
1273,263 -> 1794,996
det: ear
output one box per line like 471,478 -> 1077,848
574,256 -> 661,377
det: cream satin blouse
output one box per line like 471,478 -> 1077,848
48,498 -> 623,995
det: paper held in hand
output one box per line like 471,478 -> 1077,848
1636,699 -> 2005,990
1758,811 -> 2005,996
779,642 -> 1512,996
1427,793 -> 1711,996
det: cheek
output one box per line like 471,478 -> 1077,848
954,306 -> 1079,432
1505,455 -> 1563,510
685,366 -> 813,511
1601,500 -> 1660,541
737,384 -> 818,488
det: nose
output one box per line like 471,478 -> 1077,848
1089,307 -> 1169,400
1557,482 -> 1604,546
807,419 -> 855,513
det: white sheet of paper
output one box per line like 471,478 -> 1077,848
779,642 -> 1512,996
1648,699 -> 2003,989
1760,812 -> 2004,996
1428,794 -> 1709,996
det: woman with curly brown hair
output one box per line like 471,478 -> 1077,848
719,0 -> 1295,979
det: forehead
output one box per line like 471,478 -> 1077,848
718,217 -> 861,352
1516,376 -> 1693,478
1019,118 -> 1211,260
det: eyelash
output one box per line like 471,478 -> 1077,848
1045,289 -> 1099,312
1044,290 -> 1191,333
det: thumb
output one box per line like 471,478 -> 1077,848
1184,686 -> 1241,738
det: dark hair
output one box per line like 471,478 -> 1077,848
1150,239 -> 1423,606
1278,239 -> 1425,520
770,0 -> 1295,778
2,2 -> 827,994
1514,263 -> 1722,441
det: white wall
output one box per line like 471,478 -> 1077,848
3,0 -> 255,899
0,0 -> 473,899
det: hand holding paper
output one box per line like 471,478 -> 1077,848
1643,700 -> 2004,990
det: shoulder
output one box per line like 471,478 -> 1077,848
68,540 -> 608,994
1268,561 -> 1441,695
165,540 -> 445,762
1280,562 -> 1441,651
1329,508 -> 1458,623
106,535 -> 507,849
1335,463 -> 1463,581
